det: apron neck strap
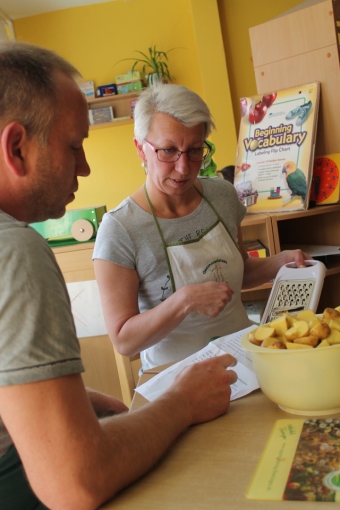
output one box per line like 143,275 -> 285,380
143,183 -> 176,293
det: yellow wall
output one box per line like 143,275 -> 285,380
13,0 -> 302,211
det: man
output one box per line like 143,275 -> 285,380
0,41 -> 237,510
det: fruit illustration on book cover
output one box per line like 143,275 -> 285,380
234,82 -> 320,213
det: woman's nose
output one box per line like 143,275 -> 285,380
174,152 -> 191,173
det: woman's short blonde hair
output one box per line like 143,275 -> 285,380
133,83 -> 215,143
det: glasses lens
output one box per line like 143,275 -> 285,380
157,148 -> 179,162
188,146 -> 210,162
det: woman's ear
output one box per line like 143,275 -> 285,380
0,122 -> 28,177
133,138 -> 146,161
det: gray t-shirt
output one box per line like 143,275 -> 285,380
0,211 -> 84,458
94,177 -> 249,369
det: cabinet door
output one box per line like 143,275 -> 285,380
249,0 -> 340,156
53,243 -> 123,400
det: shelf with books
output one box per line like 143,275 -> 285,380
86,92 -> 141,129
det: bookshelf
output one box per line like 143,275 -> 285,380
86,92 -> 140,129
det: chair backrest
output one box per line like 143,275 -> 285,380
113,348 -> 141,407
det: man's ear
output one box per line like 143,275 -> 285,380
133,138 -> 146,161
0,122 -> 28,177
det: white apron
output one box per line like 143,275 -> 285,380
142,184 -> 250,368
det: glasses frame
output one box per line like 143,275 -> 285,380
144,139 -> 211,163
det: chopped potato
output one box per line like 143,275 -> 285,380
248,307 -> 340,350
286,342 -> 313,350
317,339 -> 330,348
309,322 -> 331,339
268,315 -> 288,335
294,335 -> 319,347
254,326 -> 276,342
329,319 -> 340,332
327,329 -> 340,345
323,307 -> 340,320
296,309 -> 318,322
283,312 -> 298,328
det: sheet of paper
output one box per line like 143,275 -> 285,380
136,325 -> 259,402
66,280 -> 108,338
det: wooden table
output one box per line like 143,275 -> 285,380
101,369 -> 340,509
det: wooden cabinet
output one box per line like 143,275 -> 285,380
249,0 -> 340,157
87,92 -> 140,129
52,243 -> 123,400
241,205 -> 340,310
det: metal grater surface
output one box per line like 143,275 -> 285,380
264,278 -> 316,323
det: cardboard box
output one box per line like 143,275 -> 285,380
96,83 -> 117,97
115,71 -> 141,85
88,106 -> 114,125
79,80 -> 95,99
117,80 -> 143,95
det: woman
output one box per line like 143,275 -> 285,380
93,84 -> 310,370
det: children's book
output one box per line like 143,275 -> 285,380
234,82 -> 320,213
243,239 -> 268,258
247,418 -> 340,502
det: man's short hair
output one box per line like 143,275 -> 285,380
0,41 -> 81,143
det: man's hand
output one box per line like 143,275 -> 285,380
168,354 -> 237,425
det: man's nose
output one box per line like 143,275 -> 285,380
77,147 -> 91,177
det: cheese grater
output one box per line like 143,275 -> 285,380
260,260 -> 326,324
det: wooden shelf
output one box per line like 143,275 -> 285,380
241,204 -> 340,310
87,92 -> 141,129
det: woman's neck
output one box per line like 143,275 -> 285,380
132,179 -> 203,219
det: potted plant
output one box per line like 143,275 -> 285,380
117,45 -> 177,87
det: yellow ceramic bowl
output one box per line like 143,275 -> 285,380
241,322 -> 340,416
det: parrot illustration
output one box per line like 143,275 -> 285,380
282,161 -> 307,203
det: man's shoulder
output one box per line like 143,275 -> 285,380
0,214 -> 55,269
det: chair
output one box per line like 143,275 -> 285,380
113,348 -> 141,407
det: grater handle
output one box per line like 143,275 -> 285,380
260,259 -> 327,324
284,259 -> 319,269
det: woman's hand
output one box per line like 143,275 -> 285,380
184,281 -> 234,318
284,248 -> 311,267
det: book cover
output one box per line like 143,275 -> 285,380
243,239 -> 268,258
246,418 -> 340,502
234,82 -> 320,213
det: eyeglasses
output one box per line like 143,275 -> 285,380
144,140 -> 211,163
